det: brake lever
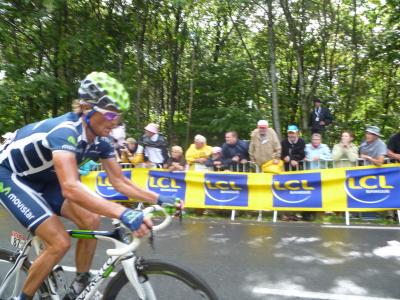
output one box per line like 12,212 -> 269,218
148,229 -> 155,250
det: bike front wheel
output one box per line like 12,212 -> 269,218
103,258 -> 219,300
0,248 -> 49,299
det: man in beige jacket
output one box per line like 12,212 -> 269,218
249,120 -> 282,168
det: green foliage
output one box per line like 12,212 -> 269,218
0,0 -> 398,150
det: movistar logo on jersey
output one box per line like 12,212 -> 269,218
272,173 -> 322,207
204,173 -> 248,206
0,181 -> 11,195
0,181 -> 35,220
67,136 -> 78,146
147,171 -> 186,199
95,171 -> 131,200
345,167 -> 400,208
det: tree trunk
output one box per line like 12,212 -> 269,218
280,0 -> 307,131
185,45 -> 196,148
266,0 -> 281,138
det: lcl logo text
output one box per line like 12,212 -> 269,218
206,181 -> 241,190
273,180 -> 314,191
149,177 -> 182,188
347,176 -> 393,189
97,176 -> 112,187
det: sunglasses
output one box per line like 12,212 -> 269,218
93,106 -> 121,121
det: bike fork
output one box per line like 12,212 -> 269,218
121,257 -> 156,300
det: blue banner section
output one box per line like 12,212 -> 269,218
147,171 -> 186,199
272,173 -> 322,208
345,167 -> 400,208
204,173 -> 248,207
95,170 -> 131,200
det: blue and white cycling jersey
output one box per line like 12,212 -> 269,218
0,112 -> 116,231
0,112 -> 115,181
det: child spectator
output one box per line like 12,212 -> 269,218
206,147 -> 228,171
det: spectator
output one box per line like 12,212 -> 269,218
185,134 -> 212,171
359,125 -> 387,166
305,133 -> 332,169
139,123 -> 169,168
332,130 -> 358,167
221,131 -> 249,171
309,98 -> 333,134
249,120 -> 281,170
206,146 -> 228,171
281,125 -> 306,171
120,137 -> 144,165
164,146 -> 187,171
386,130 -> 400,162
359,125 -> 392,220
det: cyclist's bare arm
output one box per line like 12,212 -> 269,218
53,151 -> 126,219
101,157 -> 159,204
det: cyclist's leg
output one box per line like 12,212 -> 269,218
0,167 -> 71,296
23,216 -> 70,295
60,199 -> 100,272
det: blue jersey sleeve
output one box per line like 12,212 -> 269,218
46,127 -> 79,153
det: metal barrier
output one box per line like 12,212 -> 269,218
275,158 -> 398,224
87,158 -> 398,225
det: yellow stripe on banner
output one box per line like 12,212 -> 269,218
80,163 -> 400,211
321,167 -> 347,211
131,168 -> 149,189
247,172 -> 272,211
184,171 -> 206,208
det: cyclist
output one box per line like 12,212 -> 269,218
0,72 -> 176,300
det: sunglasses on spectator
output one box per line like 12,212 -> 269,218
93,106 -> 121,121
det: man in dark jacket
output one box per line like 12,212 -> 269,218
309,98 -> 333,134
281,125 -> 306,171
222,131 -> 249,171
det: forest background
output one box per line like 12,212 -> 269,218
0,0 -> 399,148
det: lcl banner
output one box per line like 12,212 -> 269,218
80,164 -> 400,211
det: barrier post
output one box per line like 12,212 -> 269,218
345,211 -> 350,225
231,210 -> 236,221
257,210 -> 262,222
273,210 -> 278,223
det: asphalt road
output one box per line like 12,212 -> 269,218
1,207 -> 400,300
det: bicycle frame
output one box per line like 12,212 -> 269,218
0,205 -> 170,300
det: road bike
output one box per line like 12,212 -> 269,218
0,205 -> 219,299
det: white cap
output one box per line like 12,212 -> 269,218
257,120 -> 268,127
212,146 -> 222,154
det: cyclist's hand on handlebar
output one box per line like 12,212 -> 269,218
120,208 -> 153,237
157,195 -> 180,207
120,208 -> 144,231
133,217 -> 153,238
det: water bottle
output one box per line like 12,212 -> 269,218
52,265 -> 67,297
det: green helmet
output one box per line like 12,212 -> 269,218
78,72 -> 130,111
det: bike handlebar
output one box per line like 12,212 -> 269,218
106,205 -> 172,256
